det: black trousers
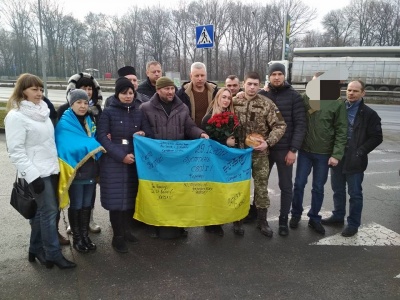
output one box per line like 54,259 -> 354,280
268,150 -> 293,216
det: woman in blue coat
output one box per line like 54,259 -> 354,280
97,78 -> 153,253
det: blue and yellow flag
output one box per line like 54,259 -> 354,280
133,136 -> 252,227
55,109 -> 105,208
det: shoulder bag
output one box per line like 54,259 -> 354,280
10,174 -> 37,219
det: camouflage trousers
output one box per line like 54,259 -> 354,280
252,153 -> 271,209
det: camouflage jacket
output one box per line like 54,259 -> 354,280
233,94 -> 286,155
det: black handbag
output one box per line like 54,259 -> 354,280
10,175 -> 37,219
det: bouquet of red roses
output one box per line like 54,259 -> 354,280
206,111 -> 240,141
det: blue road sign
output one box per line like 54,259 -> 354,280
196,25 -> 214,49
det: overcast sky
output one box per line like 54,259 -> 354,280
60,0 -> 351,31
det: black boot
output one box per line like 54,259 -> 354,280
256,208 -> 273,237
81,207 -> 97,251
243,204 -> 257,223
110,211 -> 128,253
278,215 -> 289,236
124,210 -> 139,243
233,220 -> 244,236
46,255 -> 77,269
68,208 -> 89,253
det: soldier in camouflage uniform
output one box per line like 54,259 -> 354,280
233,71 -> 286,237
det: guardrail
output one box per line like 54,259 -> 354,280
1,83 -> 399,103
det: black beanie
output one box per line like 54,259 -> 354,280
268,63 -> 286,76
118,66 -> 136,77
115,77 -> 134,97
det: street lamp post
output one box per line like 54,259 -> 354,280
38,0 -> 47,97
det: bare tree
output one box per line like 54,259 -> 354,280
0,0 -> 36,74
322,8 -> 355,46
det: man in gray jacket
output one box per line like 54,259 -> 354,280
140,76 -> 209,238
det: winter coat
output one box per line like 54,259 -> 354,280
301,94 -> 347,160
176,81 -> 219,122
341,99 -> 382,174
137,77 -> 157,98
259,82 -> 306,151
233,94 -> 287,155
5,100 -> 59,183
97,96 -> 153,211
140,93 -> 204,140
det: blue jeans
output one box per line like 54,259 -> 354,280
29,176 -> 61,260
68,182 -> 96,210
330,162 -> 364,228
291,150 -> 330,221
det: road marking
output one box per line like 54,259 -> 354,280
372,149 -> 400,154
395,274 -> 400,279
376,184 -> 400,190
369,158 -> 400,163
365,171 -> 397,175
311,222 -> 400,246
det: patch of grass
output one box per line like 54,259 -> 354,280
0,110 -> 6,129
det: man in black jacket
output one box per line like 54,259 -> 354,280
322,80 -> 383,237
137,61 -> 162,98
257,63 -> 306,236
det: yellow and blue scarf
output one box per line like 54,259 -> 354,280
55,109 -> 105,208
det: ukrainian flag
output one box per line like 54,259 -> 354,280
55,109 -> 105,208
134,136 -> 252,227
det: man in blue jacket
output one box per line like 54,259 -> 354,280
322,80 -> 383,237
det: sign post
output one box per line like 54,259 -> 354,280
196,24 -> 214,78
196,25 -> 214,49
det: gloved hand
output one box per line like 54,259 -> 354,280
31,177 -> 45,194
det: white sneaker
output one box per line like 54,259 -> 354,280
89,209 -> 101,233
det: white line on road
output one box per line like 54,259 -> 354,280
395,274 -> 400,279
365,171 -> 397,175
369,159 -> 400,163
311,222 -> 400,246
376,184 -> 400,190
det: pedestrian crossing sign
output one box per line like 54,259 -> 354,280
196,24 -> 214,49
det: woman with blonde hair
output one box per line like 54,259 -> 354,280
201,87 -> 235,146
201,87 -> 244,236
5,73 -> 76,269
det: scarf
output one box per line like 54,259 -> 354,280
18,100 -> 50,122
55,108 -> 106,208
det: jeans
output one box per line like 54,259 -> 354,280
330,162 -> 364,228
291,150 -> 330,221
268,150 -> 293,216
29,175 -> 62,260
68,182 -> 96,210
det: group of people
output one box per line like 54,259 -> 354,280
4,59 -> 382,270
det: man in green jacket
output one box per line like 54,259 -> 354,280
290,74 -> 348,234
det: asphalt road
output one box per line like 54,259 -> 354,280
0,111 -> 399,299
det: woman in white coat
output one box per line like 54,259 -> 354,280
5,73 -> 76,269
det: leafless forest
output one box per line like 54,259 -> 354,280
0,0 -> 399,81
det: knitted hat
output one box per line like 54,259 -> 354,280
68,89 -> 89,106
118,66 -> 136,77
156,77 -> 174,89
115,77 -> 134,97
268,63 -> 286,76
